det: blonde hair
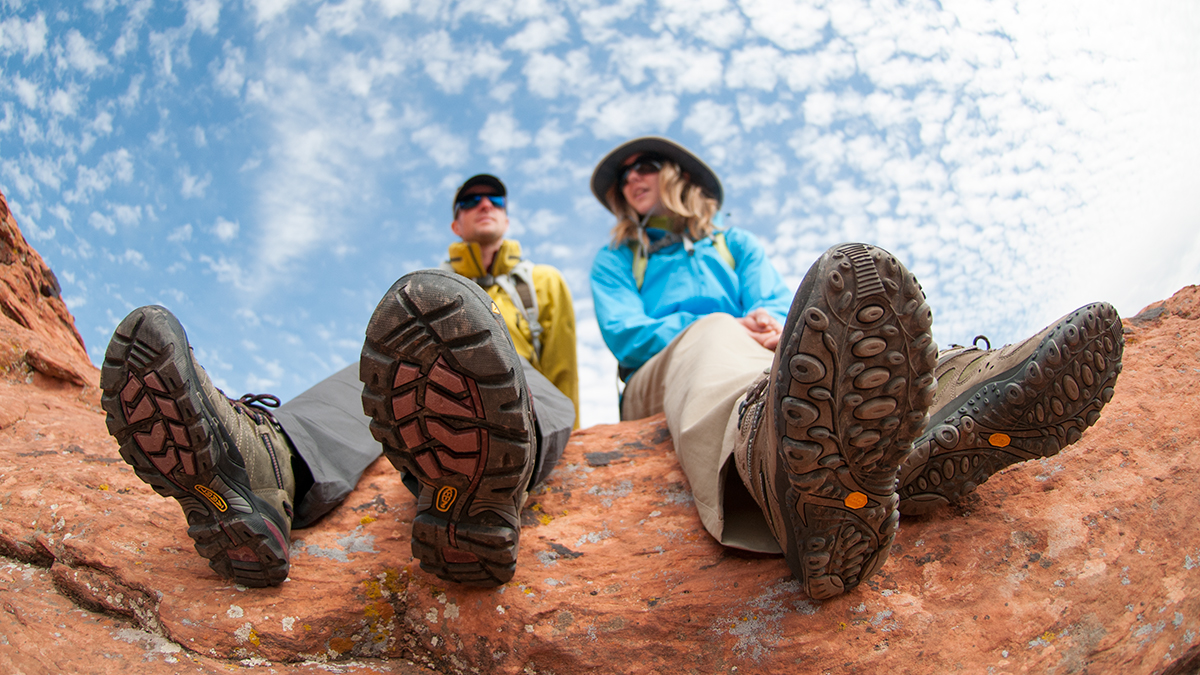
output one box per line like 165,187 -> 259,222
607,161 -> 719,247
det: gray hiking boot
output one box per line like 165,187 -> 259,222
897,302 -> 1124,515
359,269 -> 536,587
734,243 -> 938,600
100,306 -> 295,587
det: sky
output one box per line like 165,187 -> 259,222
2,0 -> 1198,428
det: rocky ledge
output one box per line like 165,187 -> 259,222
1,188 -> 1198,675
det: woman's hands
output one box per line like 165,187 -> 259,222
736,308 -> 782,350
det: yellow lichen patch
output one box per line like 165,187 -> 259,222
530,503 -> 544,512
537,513 -> 553,525
98,484 -> 109,491
1041,630 -> 1057,642
381,568 -> 406,595
360,515 -> 376,526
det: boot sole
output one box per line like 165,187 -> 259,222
770,243 -> 937,600
360,270 -> 535,587
99,306 -> 291,587
898,302 -> 1124,515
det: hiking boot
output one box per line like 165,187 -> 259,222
359,269 -> 535,587
897,302 -> 1124,515
99,306 -> 295,587
734,243 -> 938,600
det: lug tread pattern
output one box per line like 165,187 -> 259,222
773,244 -> 937,600
360,270 -> 534,587
898,302 -> 1124,515
99,306 -> 290,587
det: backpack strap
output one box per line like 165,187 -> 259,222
630,230 -> 737,290
490,260 -> 543,358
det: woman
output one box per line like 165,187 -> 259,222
589,136 -> 938,600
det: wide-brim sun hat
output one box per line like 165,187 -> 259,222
590,136 -> 723,213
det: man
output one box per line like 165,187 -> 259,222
99,174 -> 577,588
589,136 -> 1124,600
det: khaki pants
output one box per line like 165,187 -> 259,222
621,313 -> 781,553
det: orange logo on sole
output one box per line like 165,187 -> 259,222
435,485 -> 457,512
844,492 -> 868,509
988,433 -> 1011,448
195,485 -> 228,512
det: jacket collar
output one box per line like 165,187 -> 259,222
447,239 -> 523,279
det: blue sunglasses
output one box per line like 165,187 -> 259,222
454,194 -> 506,213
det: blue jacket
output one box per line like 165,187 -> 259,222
591,226 -> 793,375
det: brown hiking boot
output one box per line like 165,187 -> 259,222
897,302 -> 1124,515
359,269 -> 535,587
100,306 -> 295,587
734,243 -> 938,600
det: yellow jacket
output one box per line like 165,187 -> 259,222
446,240 -> 579,428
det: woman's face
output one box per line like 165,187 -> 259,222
620,153 -> 662,217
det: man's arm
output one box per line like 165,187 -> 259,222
532,265 -> 580,428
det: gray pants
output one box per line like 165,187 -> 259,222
275,359 -> 574,529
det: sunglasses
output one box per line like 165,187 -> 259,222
618,156 -> 664,189
454,194 -> 506,214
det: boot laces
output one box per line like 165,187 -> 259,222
231,393 -> 282,425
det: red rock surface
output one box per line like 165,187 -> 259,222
0,189 -> 95,388
1,190 -> 1198,674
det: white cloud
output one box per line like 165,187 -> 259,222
112,203 -> 142,226
412,124 -> 469,167
652,0 -> 746,48
193,125 -> 207,146
213,217 -> 239,242
503,15 -> 570,53
200,254 -> 251,289
12,75 -> 39,108
521,208 -> 564,237
247,0 -> 299,25
725,45 -> 783,91
168,223 -> 193,242
212,42 -> 246,96
741,0 -> 829,51
63,29 -> 108,75
47,85 -> 81,116
417,31 -> 509,94
117,248 -> 149,269
683,99 -> 737,145
185,0 -> 221,34
736,93 -> 792,131
89,211 -> 116,234
609,34 -> 724,94
0,13 -> 48,59
523,49 -> 591,99
315,0 -> 365,36
65,148 -> 134,203
180,166 -> 212,198
479,111 -> 532,154
579,91 -> 679,140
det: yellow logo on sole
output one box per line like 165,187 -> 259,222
435,485 -> 457,512
195,485 -> 228,512
490,301 -> 501,315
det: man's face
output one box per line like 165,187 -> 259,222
451,185 -> 509,245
